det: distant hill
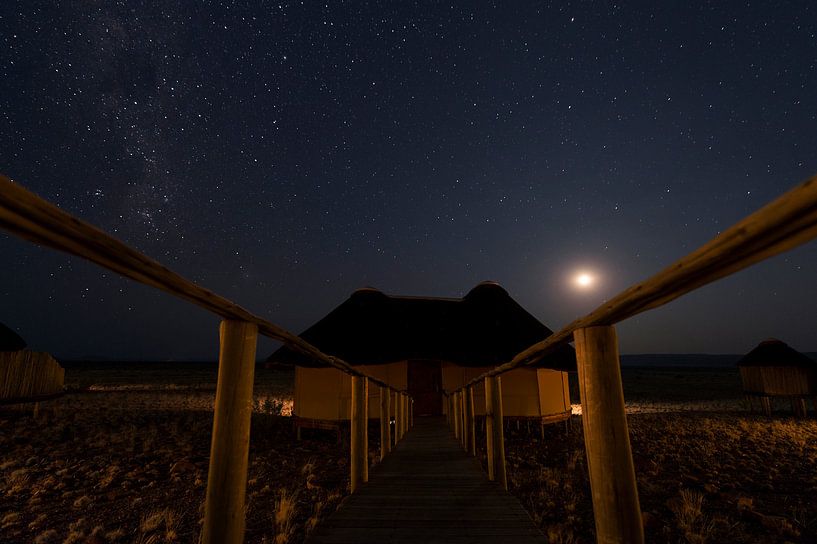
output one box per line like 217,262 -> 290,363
620,354 -> 741,367
621,353 -> 817,367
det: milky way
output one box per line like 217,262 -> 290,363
2,2 -> 816,359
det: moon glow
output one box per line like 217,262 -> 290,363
574,272 -> 595,289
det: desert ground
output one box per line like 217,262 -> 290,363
2,363 -> 816,543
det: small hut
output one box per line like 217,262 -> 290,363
268,282 -> 576,435
0,323 -> 65,403
737,338 -> 817,417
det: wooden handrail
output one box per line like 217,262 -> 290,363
455,173 -> 817,391
0,174 -> 406,394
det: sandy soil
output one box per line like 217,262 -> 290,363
2,364 -> 816,543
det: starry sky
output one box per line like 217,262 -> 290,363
2,1 -> 816,360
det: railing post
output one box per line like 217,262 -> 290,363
574,326 -> 644,544
487,376 -> 507,490
460,390 -> 467,449
484,379 -> 495,481
392,390 -> 399,447
453,390 -> 461,439
404,394 -> 409,432
397,392 -> 404,441
380,386 -> 390,460
350,375 -> 368,492
466,385 -> 476,456
202,320 -> 258,544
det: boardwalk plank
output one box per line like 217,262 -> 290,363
307,417 -> 546,544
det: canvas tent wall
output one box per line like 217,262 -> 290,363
270,282 -> 576,424
294,362 -> 406,420
442,364 -> 571,420
294,362 -> 571,421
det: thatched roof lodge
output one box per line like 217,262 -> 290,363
0,322 -> 64,403
268,282 -> 576,431
737,338 -> 817,417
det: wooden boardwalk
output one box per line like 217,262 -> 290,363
308,416 -> 546,544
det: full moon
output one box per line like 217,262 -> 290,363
574,272 -> 595,289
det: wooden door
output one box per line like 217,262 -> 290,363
408,360 -> 442,416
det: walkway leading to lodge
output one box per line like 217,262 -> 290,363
307,416 -> 546,544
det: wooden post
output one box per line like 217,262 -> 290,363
364,378 -> 369,483
402,394 -> 409,435
574,326 -> 644,544
488,376 -> 507,490
761,396 -> 772,416
453,390 -> 461,438
410,398 -> 414,428
202,320 -> 258,544
399,393 -> 406,440
392,390 -> 399,447
466,386 -> 476,456
397,393 -> 403,440
457,389 -> 468,449
350,376 -> 368,492
794,397 -> 807,418
380,386 -> 390,460
485,379 -> 495,481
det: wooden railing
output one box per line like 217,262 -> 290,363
447,173 -> 817,543
0,174 -> 413,544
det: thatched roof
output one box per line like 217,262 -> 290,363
737,339 -> 816,368
0,322 -> 26,351
268,282 -> 576,371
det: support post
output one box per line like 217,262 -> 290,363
484,379 -> 495,481
392,390 -> 399,447
453,390 -> 461,439
460,390 -> 468,449
350,376 -> 368,492
574,326 -> 644,544
202,320 -> 258,544
794,397 -> 807,418
466,386 -> 476,456
398,393 -> 406,441
402,394 -> 408,436
380,386 -> 390,460
487,376 -> 507,490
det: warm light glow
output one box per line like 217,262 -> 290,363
574,272 -> 595,289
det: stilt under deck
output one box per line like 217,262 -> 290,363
308,416 -> 546,544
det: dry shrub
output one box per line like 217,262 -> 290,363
139,508 -> 179,542
668,489 -> 714,544
33,529 -> 59,544
547,523 -> 577,544
6,467 -> 30,495
1,511 -> 21,528
273,488 -> 299,544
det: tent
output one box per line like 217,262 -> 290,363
268,282 -> 576,430
737,338 -> 817,417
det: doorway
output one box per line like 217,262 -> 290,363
407,360 -> 442,416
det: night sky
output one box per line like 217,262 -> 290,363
2,2 -> 816,360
